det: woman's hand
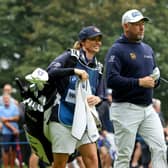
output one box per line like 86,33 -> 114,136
87,95 -> 101,106
74,68 -> 88,81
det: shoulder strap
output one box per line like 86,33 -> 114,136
70,49 -> 80,60
97,61 -> 103,74
70,48 -> 103,74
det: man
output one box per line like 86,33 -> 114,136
152,98 -> 168,161
96,88 -> 114,133
152,98 -> 165,126
105,9 -> 167,168
0,94 -> 20,168
0,84 -> 18,106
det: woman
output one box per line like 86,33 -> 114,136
47,26 -> 104,168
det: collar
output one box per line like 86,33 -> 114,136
79,49 -> 97,68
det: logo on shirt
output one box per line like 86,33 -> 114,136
108,55 -> 115,62
130,53 -> 136,60
144,55 -> 152,59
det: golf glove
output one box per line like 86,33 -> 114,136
150,67 -> 160,81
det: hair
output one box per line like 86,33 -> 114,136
73,41 -> 82,50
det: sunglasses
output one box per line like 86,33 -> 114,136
87,36 -> 102,41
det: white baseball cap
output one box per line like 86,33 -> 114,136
122,9 -> 150,25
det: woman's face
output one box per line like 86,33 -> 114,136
81,35 -> 102,55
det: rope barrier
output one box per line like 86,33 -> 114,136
0,129 -> 30,145
0,141 -> 29,145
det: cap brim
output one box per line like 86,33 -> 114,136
88,32 -> 102,38
129,16 -> 150,23
142,17 -> 150,22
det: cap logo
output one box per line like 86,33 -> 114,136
93,27 -> 100,33
132,11 -> 141,17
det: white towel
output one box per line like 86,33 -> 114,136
72,80 -> 99,141
71,81 -> 87,140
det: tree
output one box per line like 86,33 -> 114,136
0,0 -> 168,118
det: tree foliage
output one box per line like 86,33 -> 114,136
0,0 -> 168,118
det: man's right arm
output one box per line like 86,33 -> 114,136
105,46 -> 139,90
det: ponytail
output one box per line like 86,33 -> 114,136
73,41 -> 81,50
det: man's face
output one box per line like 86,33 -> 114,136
3,95 -> 10,107
124,20 -> 145,41
3,85 -> 12,95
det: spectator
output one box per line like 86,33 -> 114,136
152,98 -> 166,126
0,84 -> 20,167
97,130 -> 117,168
96,88 -> 117,168
0,93 -> 20,168
96,88 -> 114,133
0,84 -> 18,106
152,98 -> 168,163
1,84 -> 25,167
29,152 -> 48,168
67,150 -> 86,168
29,153 -> 39,168
152,98 -> 168,140
130,134 -> 152,168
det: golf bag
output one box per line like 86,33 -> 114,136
16,77 -> 78,165
16,77 -> 56,165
